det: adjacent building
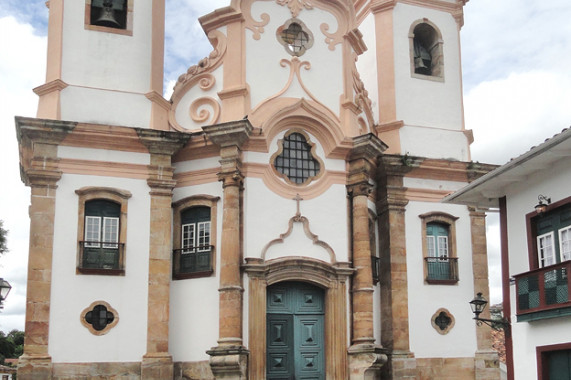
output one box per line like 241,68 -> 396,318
446,128 -> 571,380
15,0 -> 500,379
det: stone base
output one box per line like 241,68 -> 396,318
174,360 -> 214,380
348,344 -> 387,380
141,353 -> 173,380
206,345 -> 249,380
381,350 -> 417,380
417,357 -> 475,379
17,354 -> 53,380
52,361 -> 140,380
474,350 -> 501,380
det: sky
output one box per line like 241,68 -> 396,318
0,0 -> 570,332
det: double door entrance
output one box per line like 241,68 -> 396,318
266,282 -> 325,379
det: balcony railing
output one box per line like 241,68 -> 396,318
173,246 -> 213,279
514,261 -> 571,321
78,241 -> 124,274
425,257 -> 458,284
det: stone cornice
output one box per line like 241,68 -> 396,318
33,79 -> 68,96
136,129 -> 190,156
203,119 -> 253,149
349,134 -> 387,162
16,117 -> 76,187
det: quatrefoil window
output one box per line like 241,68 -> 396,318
277,19 -> 314,56
431,308 -> 455,335
271,130 -> 323,185
81,301 -> 119,335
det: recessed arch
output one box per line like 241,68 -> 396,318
409,18 -> 444,80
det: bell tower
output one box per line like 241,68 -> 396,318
35,0 -> 168,130
356,0 -> 471,161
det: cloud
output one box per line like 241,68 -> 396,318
0,15 -> 47,332
462,0 -> 571,91
467,70 -> 571,165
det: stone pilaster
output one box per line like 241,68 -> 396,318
203,120 -> 252,379
15,117 -> 73,380
138,130 -> 190,380
347,135 -> 387,378
470,208 -> 501,380
377,155 -> 417,379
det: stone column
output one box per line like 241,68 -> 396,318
347,135 -> 387,379
204,121 -> 252,380
470,208 -> 501,380
138,130 -> 189,380
377,155 -> 417,379
15,118 -> 73,380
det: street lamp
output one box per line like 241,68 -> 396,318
469,292 -> 510,331
0,278 -> 12,309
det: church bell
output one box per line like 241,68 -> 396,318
94,0 -> 121,28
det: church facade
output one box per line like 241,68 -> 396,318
15,0 -> 500,379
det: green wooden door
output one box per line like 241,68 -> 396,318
267,282 -> 325,380
547,350 -> 571,380
426,222 -> 450,280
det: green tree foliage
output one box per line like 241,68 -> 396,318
0,329 -> 24,364
0,220 -> 8,256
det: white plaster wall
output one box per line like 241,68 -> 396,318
391,4 -> 468,160
243,178 -> 349,263
393,4 -> 464,130
403,177 -> 468,193
173,157 -> 221,174
61,1 -> 152,93
246,3 -> 343,115
170,182 -> 223,362
503,159 -> 571,378
50,174 -> 150,363
405,201 -> 479,358
399,125 -> 470,161
59,1 -> 154,127
60,87 -> 151,129
58,146 -> 150,165
356,13 -> 379,123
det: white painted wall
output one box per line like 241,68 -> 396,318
246,3 -> 343,115
58,146 -> 150,165
243,178 -> 349,263
50,174 -> 150,363
406,201 -> 479,358
503,159 -> 571,379
59,1 -> 155,128
393,3 -> 464,131
170,182 -> 223,362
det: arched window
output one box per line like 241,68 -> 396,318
173,195 -> 220,279
420,212 -> 458,284
76,187 -> 131,275
409,20 -> 444,79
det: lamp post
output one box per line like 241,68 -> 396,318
469,292 -> 510,331
0,278 -> 11,309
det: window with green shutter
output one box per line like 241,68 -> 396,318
81,199 -> 122,271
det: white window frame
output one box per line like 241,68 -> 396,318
182,223 -> 196,254
437,236 -> 449,258
85,216 -> 102,247
427,235 -> 436,257
559,226 -> 571,262
538,231 -> 556,267
197,221 -> 211,252
102,217 -> 119,249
